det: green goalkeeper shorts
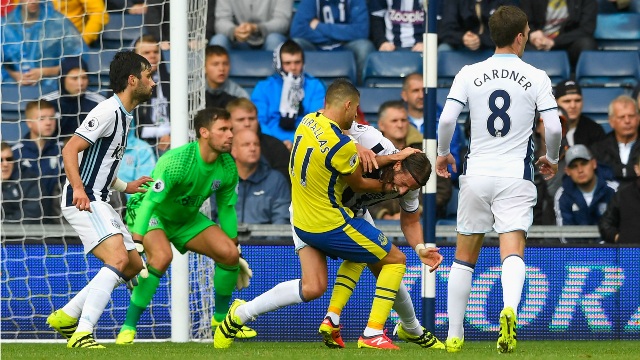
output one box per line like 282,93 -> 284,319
125,200 -> 215,254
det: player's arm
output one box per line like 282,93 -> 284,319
402,208 -> 443,271
216,169 -> 239,242
436,100 -> 464,177
61,135 -> 92,211
374,147 -> 422,169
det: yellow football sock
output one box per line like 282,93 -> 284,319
366,263 -> 406,330
327,261 -> 366,315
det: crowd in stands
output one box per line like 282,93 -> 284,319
1,0 -> 639,243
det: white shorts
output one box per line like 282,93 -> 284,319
62,201 -> 135,254
291,204 -> 376,253
457,175 -> 537,235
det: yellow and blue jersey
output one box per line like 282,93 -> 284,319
289,112 -> 360,233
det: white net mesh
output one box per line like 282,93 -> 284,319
1,0 -> 211,340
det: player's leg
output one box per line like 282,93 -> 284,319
184,222 -> 239,327
492,177 -> 536,353
446,175 -> 494,352
213,245 -> 328,349
361,244 -> 406,350
117,229 -> 173,344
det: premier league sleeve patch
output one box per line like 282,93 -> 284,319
152,179 -> 165,192
84,117 -> 99,131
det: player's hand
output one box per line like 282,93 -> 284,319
390,147 -> 421,162
356,144 -> 378,173
416,246 -> 443,272
72,187 -> 92,212
535,155 -> 558,180
236,245 -> 253,290
379,42 -> 395,51
435,154 -> 456,178
125,176 -> 155,194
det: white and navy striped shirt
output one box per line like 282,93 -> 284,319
370,0 -> 425,48
62,95 -> 132,206
342,123 -> 420,213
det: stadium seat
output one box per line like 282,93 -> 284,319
304,51 -> 356,87
581,87 -> 628,123
575,51 -> 640,89
101,13 -> 144,50
357,87 -> 402,125
594,13 -> 640,50
228,51 -> 274,88
1,120 -> 29,144
522,51 -> 571,85
437,50 -> 493,88
362,52 -> 423,88
1,84 -> 56,119
85,49 -> 119,89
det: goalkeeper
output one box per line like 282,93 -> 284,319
116,107 -> 255,344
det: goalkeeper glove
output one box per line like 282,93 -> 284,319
135,240 -> 149,279
125,276 -> 139,290
236,245 -> 253,290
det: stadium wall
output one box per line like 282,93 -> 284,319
2,244 -> 639,341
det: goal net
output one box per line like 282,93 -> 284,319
1,0 -> 212,340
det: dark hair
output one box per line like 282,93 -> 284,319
378,100 -> 406,118
109,51 -> 152,93
489,5 -> 528,48
280,39 -> 304,61
193,107 -> 230,139
1,141 -> 11,152
25,99 -> 55,116
402,152 -> 432,187
325,78 -> 359,106
206,45 -> 229,59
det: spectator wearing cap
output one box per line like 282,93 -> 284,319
42,57 -> 106,140
591,95 -> 640,187
555,79 -> 605,150
598,155 -> 640,244
554,145 -> 617,234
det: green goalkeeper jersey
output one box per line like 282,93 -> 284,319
130,141 -> 239,239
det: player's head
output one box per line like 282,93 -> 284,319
60,57 -> 89,96
324,79 -> 360,130
489,5 -> 529,57
274,39 -> 304,76
231,129 -> 261,167
134,34 -> 161,73
564,145 -> 597,188
378,100 -> 410,143
109,50 -> 154,102
381,152 -> 431,195
194,107 -> 234,153
227,98 -> 259,134
555,79 -> 583,123
401,73 -> 423,112
25,100 -> 57,138
205,45 -> 230,88
1,141 -> 14,181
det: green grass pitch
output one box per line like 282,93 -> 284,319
2,341 -> 640,360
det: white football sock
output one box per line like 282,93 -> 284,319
325,311 -> 340,325
393,283 -> 422,336
76,266 -> 120,333
447,260 -> 474,340
237,279 -> 304,324
501,255 -> 526,318
62,287 -> 89,319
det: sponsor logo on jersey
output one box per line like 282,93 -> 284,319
175,195 -> 207,208
212,180 -> 221,191
388,9 -> 424,24
84,117 -> 99,131
153,180 -> 165,192
111,144 -> 125,160
378,233 -> 388,246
